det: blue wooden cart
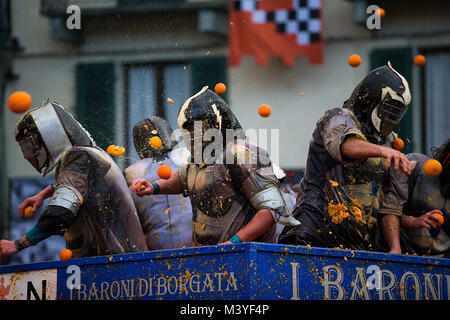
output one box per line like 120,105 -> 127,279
0,242 -> 449,300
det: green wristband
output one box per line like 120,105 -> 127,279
229,234 -> 242,244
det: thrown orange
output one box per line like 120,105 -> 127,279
106,145 -> 116,155
115,146 -> 125,156
423,159 -> 443,177
348,54 -> 362,67
214,83 -> 227,95
414,55 -> 426,67
8,91 -> 32,114
392,138 -> 405,151
157,164 -> 172,180
258,104 -> 271,118
150,136 -> 162,149
376,8 -> 385,18
60,249 -> 73,262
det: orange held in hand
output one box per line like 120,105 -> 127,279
134,183 -> 146,190
24,206 -> 33,219
157,164 -> 172,180
258,104 -> 271,118
392,138 -> 405,151
433,212 -> 444,227
423,159 -> 443,177
60,249 -> 73,262
348,54 -> 362,67
150,136 -> 163,149
414,55 -> 426,66
8,91 -> 32,114
214,83 -> 227,95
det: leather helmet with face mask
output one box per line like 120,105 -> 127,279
15,101 -> 95,176
344,62 -> 411,143
177,86 -> 246,161
132,116 -> 176,159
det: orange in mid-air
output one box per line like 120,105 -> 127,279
432,212 -> 444,227
59,249 -> 73,262
8,91 -> 32,114
348,54 -> 362,67
106,145 -> 117,155
423,159 -> 443,177
392,138 -> 405,151
214,83 -> 227,95
150,136 -> 163,149
376,8 -> 385,18
106,145 -> 125,156
258,104 -> 271,118
23,206 -> 33,219
167,98 -> 174,104
115,146 -> 125,156
157,164 -> 172,180
414,54 -> 426,66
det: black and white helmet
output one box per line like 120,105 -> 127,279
344,62 -> 411,142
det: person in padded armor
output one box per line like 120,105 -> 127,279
279,63 -> 412,252
379,138 -> 450,257
131,87 -> 299,246
0,101 -> 148,259
124,116 -> 193,250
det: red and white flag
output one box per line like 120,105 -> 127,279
230,0 -> 324,67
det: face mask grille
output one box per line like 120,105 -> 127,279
379,99 -> 407,137
19,135 -> 48,172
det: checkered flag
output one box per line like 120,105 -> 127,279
230,0 -> 324,66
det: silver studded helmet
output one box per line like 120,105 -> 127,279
15,101 -> 95,176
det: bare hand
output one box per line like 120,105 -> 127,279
18,195 -> 45,219
130,179 -> 154,197
0,240 -> 18,258
218,241 -> 232,245
411,210 -> 443,230
379,146 -> 411,175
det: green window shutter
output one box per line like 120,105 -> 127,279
76,62 -> 115,150
370,47 -> 414,153
190,56 -> 228,101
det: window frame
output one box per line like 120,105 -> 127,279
123,60 -> 188,166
